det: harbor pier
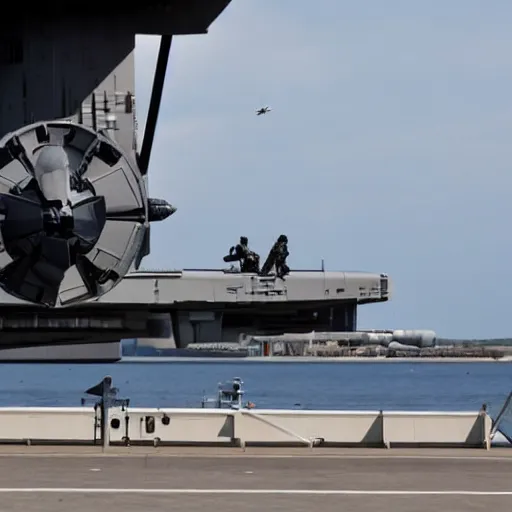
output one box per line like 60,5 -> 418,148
0,376 -> 508,511
0,376 -> 505,450
0,405 -> 496,449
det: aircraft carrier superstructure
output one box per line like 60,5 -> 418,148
0,2 -> 394,361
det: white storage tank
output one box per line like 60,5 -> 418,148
365,332 -> 393,346
392,330 -> 436,348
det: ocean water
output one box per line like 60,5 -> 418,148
0,361 -> 510,419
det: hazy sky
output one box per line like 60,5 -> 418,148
133,0 -> 512,340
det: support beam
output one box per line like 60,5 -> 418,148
138,35 -> 172,175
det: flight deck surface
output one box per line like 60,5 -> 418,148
0,446 -> 510,511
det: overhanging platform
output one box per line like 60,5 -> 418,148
0,269 -> 390,307
0,269 -> 390,350
93,269 -> 391,307
7,0 -> 234,35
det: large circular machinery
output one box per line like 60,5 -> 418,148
0,121 -> 149,307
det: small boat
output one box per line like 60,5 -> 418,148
201,377 -> 255,410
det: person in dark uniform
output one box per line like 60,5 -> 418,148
223,236 -> 260,273
260,234 -> 290,279
274,234 -> 290,278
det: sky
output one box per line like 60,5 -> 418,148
132,0 -> 512,340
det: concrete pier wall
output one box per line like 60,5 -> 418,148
0,407 -> 97,443
0,407 -> 492,449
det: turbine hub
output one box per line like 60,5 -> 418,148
0,120 -> 149,307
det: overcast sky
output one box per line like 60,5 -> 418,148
133,0 -> 512,340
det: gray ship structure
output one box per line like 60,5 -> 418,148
0,2 -> 411,362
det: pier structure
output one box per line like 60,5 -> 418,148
0,403 -> 496,448
0,378 -> 507,510
0,377 -> 509,450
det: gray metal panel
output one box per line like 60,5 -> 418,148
0,342 -> 121,362
79,51 -> 137,158
95,270 -> 391,306
0,25 -> 135,139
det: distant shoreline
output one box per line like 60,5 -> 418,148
119,356 -> 512,364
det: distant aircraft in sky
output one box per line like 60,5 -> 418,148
256,106 -> 272,116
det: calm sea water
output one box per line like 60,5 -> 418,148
0,361 -> 510,417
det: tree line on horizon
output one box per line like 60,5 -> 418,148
437,338 -> 512,346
